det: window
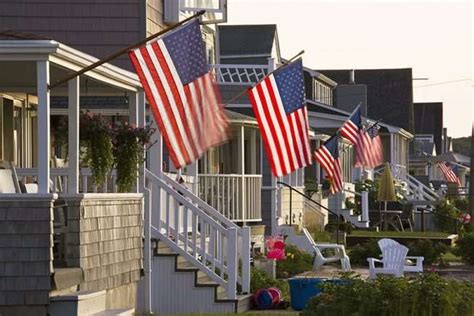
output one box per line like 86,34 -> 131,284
164,0 -> 228,24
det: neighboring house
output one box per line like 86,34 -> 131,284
413,102 -> 444,154
318,68 -> 415,134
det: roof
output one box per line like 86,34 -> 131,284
217,25 -> 278,64
0,32 -> 141,92
306,99 -> 414,139
0,29 -> 51,40
431,152 -> 470,165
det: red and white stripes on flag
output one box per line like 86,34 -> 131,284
129,20 -> 228,169
437,163 -> 461,186
355,130 -> 384,169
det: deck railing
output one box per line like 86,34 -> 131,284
15,168 -> 118,193
210,63 -> 271,85
198,174 -> 262,222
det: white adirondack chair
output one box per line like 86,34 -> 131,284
378,238 -> 424,273
303,228 -> 351,272
368,243 -> 409,279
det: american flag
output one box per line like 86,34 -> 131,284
314,135 -> 343,194
355,123 -> 384,169
437,162 -> 461,186
129,19 -> 229,169
339,104 -> 362,145
248,59 -> 312,177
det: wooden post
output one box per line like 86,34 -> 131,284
37,61 -> 50,193
137,91 -> 146,194
67,76 -> 80,194
241,226 -> 251,294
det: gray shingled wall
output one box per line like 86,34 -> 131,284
0,195 -> 54,316
64,194 -> 143,292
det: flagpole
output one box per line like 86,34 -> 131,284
224,50 -> 305,105
49,10 -> 206,90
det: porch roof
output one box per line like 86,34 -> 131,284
0,30 -> 141,93
225,109 -> 258,126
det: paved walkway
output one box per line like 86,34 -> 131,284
295,265 -> 370,279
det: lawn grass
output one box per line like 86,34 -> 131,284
442,251 -> 463,263
349,230 -> 453,238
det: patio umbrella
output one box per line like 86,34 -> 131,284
377,163 -> 397,230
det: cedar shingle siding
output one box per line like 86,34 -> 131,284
0,0 -> 165,70
0,197 -> 54,315
64,196 -> 143,292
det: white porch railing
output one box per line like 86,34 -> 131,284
198,174 -> 262,222
15,168 -> 119,193
145,169 -> 250,300
210,63 -> 270,85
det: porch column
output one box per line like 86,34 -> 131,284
238,125 -> 246,222
149,116 -> 163,228
67,76 -> 80,194
250,129 -> 257,174
390,133 -> 395,165
137,91 -> 146,193
129,92 -> 139,193
37,61 -> 50,193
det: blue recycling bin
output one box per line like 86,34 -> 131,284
288,278 -> 346,311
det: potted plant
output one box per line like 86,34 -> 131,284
111,122 -> 155,192
80,112 -> 114,187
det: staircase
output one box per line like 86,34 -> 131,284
339,208 -> 369,228
375,164 -> 440,207
151,240 -> 252,314
140,169 -> 252,314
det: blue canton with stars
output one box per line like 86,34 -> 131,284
273,59 -> 306,114
324,135 -> 340,159
162,19 -> 208,85
349,104 -> 362,128
367,124 -> 380,138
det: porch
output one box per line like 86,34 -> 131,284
0,35 -> 145,315
198,115 -> 263,222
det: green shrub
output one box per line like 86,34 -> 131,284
303,273 -> 474,316
250,267 -> 289,301
276,244 -> 313,278
433,199 -> 461,233
407,239 -> 448,265
454,232 -> 474,264
348,239 -> 380,266
325,221 -> 353,234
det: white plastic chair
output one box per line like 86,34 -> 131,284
378,238 -> 424,273
368,243 -> 409,279
0,161 -> 21,193
303,228 -> 351,272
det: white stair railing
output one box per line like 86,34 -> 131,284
374,164 -> 439,202
145,169 -> 250,299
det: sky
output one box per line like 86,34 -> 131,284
225,0 -> 473,138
